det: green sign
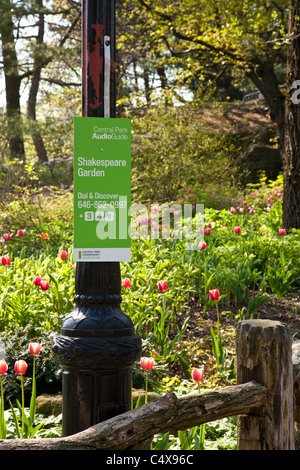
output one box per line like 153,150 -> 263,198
73,117 -> 131,262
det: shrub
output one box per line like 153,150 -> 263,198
131,105 -> 243,205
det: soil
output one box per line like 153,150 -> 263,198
183,290 -> 300,342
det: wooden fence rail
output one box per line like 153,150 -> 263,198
0,319 -> 298,450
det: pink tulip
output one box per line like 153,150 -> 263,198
243,200 -> 248,206
198,241 -> 206,250
0,360 -> 8,376
278,228 -> 286,236
60,250 -> 68,260
14,360 -> 28,375
230,207 -> 236,214
3,233 -> 11,241
122,278 -> 131,288
33,275 -> 42,286
1,255 -> 10,266
158,280 -> 167,292
29,342 -> 41,356
209,289 -> 220,301
192,368 -> 204,382
249,209 -> 255,215
140,357 -> 154,371
17,229 -> 25,237
40,280 -> 49,291
234,226 -> 241,234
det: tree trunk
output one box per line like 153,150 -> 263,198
282,0 -> 300,230
27,0 -> 48,163
0,0 -> 25,161
246,59 -> 285,147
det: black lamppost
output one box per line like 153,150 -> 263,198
53,0 -> 141,437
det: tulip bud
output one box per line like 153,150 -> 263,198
140,357 -> 154,371
192,368 -> 204,382
14,360 -> 28,375
278,228 -> 286,236
60,250 -> 68,260
29,342 -> 41,356
234,226 -> 241,234
0,360 -> 8,376
33,275 -> 42,286
198,241 -> 206,250
40,280 -> 50,291
122,278 -> 131,288
158,280 -> 167,292
209,289 -> 220,301
17,229 -> 25,237
1,255 -> 10,266
3,233 -> 11,242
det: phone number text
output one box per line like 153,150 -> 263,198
78,200 -> 127,209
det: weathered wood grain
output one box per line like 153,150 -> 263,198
0,380 -> 266,450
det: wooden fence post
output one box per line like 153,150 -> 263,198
236,319 -> 294,450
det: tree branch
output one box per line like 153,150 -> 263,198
0,381 -> 266,450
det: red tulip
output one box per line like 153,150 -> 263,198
0,360 -> 8,376
230,207 -> 236,214
198,241 -> 206,250
249,208 -> 255,215
122,278 -> 131,288
29,342 -> 41,356
234,226 -> 241,234
192,368 -> 203,382
1,255 -> 10,266
60,250 -> 68,260
140,357 -> 154,371
14,360 -> 28,375
17,229 -> 25,237
209,289 -> 220,301
243,200 -> 248,206
158,280 -> 167,292
3,233 -> 11,241
33,275 -> 42,286
204,228 -> 211,236
40,280 -> 49,291
278,228 -> 286,236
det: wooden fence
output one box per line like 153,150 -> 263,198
0,319 -> 299,450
